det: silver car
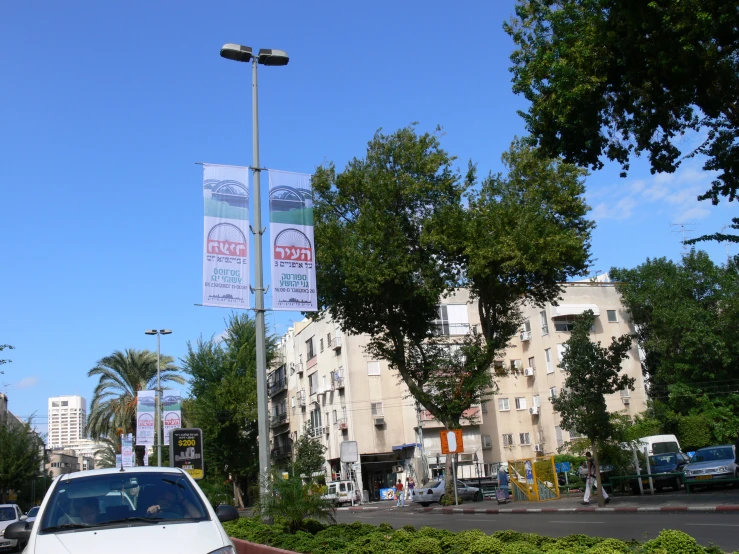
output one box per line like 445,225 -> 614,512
414,479 -> 482,506
683,445 -> 738,486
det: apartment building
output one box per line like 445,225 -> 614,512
46,449 -> 80,478
269,280 -> 645,495
478,280 -> 647,470
47,395 -> 87,448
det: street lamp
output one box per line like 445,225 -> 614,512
145,329 -> 172,467
219,43 -> 289,507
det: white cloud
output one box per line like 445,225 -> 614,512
16,376 -> 39,389
677,206 -> 711,222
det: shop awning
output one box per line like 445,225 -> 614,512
550,304 -> 600,317
392,443 -> 420,451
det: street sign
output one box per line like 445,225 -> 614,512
340,440 -> 359,463
555,462 -> 571,473
170,428 -> 204,480
440,429 -> 464,454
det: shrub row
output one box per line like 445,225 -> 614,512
223,518 -> 736,554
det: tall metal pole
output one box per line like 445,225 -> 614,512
251,55 -> 272,507
156,332 -> 162,467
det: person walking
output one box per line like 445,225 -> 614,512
497,465 -> 509,501
582,451 -> 610,505
408,477 -> 415,501
395,479 -> 405,507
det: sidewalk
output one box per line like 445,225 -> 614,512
338,489 -> 739,514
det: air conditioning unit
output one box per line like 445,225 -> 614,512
373,416 -> 385,426
524,367 -> 535,377
534,444 -> 543,453
324,426 -> 330,435
519,331 -> 532,342
296,363 -> 304,375
513,360 -> 523,369
622,397 -> 630,405
332,336 -> 342,350
459,453 -> 474,462
529,406 -> 540,415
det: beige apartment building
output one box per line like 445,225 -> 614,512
269,279 -> 646,497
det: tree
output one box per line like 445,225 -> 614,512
292,423 -> 327,479
551,310 -> 634,506
87,349 -> 184,465
505,0 -> 739,240
93,433 -> 121,469
313,128 -> 593,492
0,419 -> 44,503
611,250 -> 739,446
0,344 -> 13,375
183,313 -> 275,508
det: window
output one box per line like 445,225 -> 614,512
61,401 -> 68,407
52,401 -> 59,407
519,432 -> 531,445
371,402 -> 384,416
309,372 -> 319,394
554,426 -> 564,448
327,332 -> 332,346
515,397 -> 527,410
481,402 -> 488,413
545,349 -> 553,373
498,398 -> 510,411
310,408 -> 322,434
367,361 -> 381,376
320,338 -> 324,352
549,386 -> 557,399
540,310 -> 549,335
533,395 -> 540,408
555,315 -> 595,332
528,357 -> 536,369
433,304 -> 469,336
556,343 -> 567,364
482,435 -> 493,449
607,310 -> 618,323
522,320 -> 531,334
306,337 -> 316,360
620,388 -> 631,398
502,433 -> 514,447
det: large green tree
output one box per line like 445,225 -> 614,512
611,250 -> 739,447
183,313 -> 275,508
551,311 -> 634,506
0,419 -> 44,503
87,349 -> 184,465
505,0 -> 739,239
292,423 -> 327,480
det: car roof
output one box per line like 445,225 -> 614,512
57,466 -> 187,481
0,504 -> 18,508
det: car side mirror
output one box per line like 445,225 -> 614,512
19,515 -> 27,521
5,521 -> 31,541
215,504 -> 239,523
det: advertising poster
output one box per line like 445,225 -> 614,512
170,428 -> 204,480
268,170 -> 317,311
136,390 -> 156,446
162,391 -> 182,446
116,454 -> 122,469
202,164 -> 250,309
122,433 -> 134,467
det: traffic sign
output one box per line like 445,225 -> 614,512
440,429 -> 464,454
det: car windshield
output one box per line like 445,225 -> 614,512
650,454 -> 676,466
652,441 -> 679,455
426,481 -> 442,489
39,471 -> 209,533
0,508 -> 16,521
27,507 -> 39,518
693,447 -> 734,463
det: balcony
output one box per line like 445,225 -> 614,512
268,376 -> 287,397
419,407 -> 480,427
331,373 -> 345,390
271,444 -> 292,459
270,411 -> 289,428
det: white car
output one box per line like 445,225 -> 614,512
0,504 -> 22,552
414,479 -> 482,506
23,507 -> 41,524
5,467 -> 239,554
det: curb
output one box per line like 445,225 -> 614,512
404,505 -> 739,515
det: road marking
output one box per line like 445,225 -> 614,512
685,523 -> 739,527
549,520 -> 604,524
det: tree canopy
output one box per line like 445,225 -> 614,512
0,419 -> 44,503
611,250 -> 739,447
312,127 -> 594,430
292,423 -> 327,479
505,0 -> 739,236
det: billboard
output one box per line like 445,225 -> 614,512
170,428 -> 204,480
202,164 -> 250,309
162,391 -> 181,446
136,390 -> 156,446
268,170 -> 317,311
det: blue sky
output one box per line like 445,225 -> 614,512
0,0 -> 734,435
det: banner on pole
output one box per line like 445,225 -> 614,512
202,164 -> 250,309
136,390 -> 156,446
268,170 -> 317,311
122,433 -> 134,467
162,391 -> 182,446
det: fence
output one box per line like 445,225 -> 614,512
508,456 -> 560,502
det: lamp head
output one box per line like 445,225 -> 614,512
145,330 -> 157,335
257,48 -> 289,66
220,43 -> 253,63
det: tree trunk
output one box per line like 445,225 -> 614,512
592,442 -> 605,508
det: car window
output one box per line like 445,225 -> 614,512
0,508 -> 16,521
426,481 -> 442,489
27,507 -> 39,518
694,447 -> 733,463
39,472 -> 209,532
652,442 -> 679,455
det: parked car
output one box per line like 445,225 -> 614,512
24,506 -> 41,524
322,481 -> 360,505
683,445 -> 738,487
0,504 -> 22,552
629,452 -> 690,493
4,467 -> 239,554
414,479 -> 482,506
637,434 -> 681,456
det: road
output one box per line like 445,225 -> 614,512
335,509 -> 739,552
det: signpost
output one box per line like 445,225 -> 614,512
440,429 -> 464,506
340,441 -> 360,506
170,428 -> 204,480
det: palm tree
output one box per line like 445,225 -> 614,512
93,434 -> 120,469
87,349 -> 185,465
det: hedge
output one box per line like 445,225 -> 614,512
223,518 -> 737,554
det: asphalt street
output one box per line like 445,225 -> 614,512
334,509 -> 739,552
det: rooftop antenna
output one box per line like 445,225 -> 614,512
670,222 -> 698,251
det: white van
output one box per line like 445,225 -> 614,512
322,481 -> 360,505
638,434 -> 681,456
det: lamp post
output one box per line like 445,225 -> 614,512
219,43 -> 289,507
145,329 -> 172,466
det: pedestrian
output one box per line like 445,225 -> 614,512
582,451 -> 610,505
497,465 -> 509,500
395,479 -> 405,507
408,477 -> 415,501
